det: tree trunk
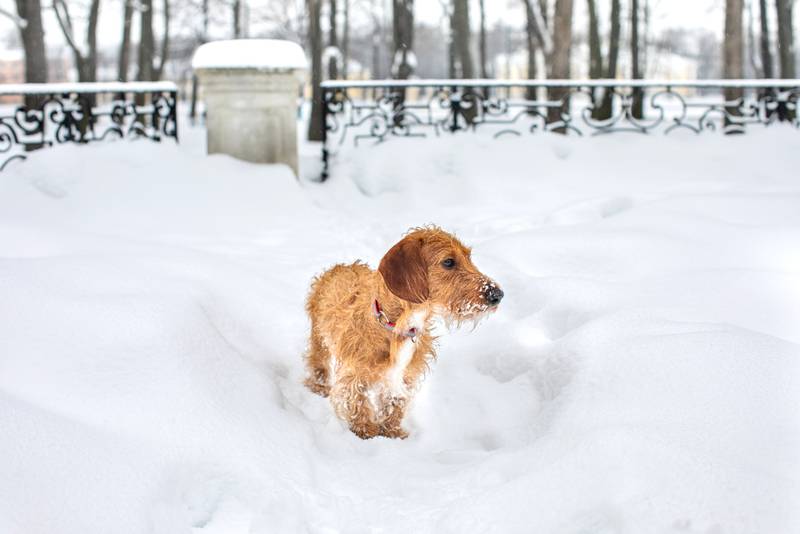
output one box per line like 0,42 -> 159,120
155,0 -> 171,80
547,0 -> 573,79
17,0 -> 47,87
630,0 -> 643,119
642,0 -> 650,79
746,2 -> 759,75
118,0 -> 134,82
724,0 -> 744,127
391,0 -> 413,126
372,14 -> 381,77
328,0 -> 339,79
369,0 -> 381,78
392,0 -> 414,79
524,0 -> 538,103
85,0 -> 100,82
138,0 -> 155,81
14,0 -> 47,85
776,0 -> 796,78
448,5 -> 456,78
342,0 -> 349,78
586,0 -> 603,118
307,0 -> 325,141
14,0 -> 47,114
607,0 -> 621,78
758,0 -> 773,78
596,0 -> 620,119
479,0 -> 488,78
329,0 -> 338,46
587,0 -> 602,79
547,0 -> 573,129
233,0 -> 242,38
190,0 -> 209,122
203,0 -> 209,40
452,0 -> 474,78
452,0 -> 475,124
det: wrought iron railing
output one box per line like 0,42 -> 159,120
0,81 -> 178,171
319,78 -> 800,180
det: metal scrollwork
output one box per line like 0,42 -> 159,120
0,84 -> 178,172
319,79 -> 800,181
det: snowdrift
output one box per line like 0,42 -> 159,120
1,128 -> 799,534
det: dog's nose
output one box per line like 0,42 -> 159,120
484,286 -> 504,306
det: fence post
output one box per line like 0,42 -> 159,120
192,39 -> 307,177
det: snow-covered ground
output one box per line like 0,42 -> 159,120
1,121 -> 799,534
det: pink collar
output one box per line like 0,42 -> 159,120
372,299 -> 418,341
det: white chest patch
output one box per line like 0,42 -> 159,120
386,338 -> 415,395
385,309 -> 429,395
367,338 -> 418,420
366,309 -> 430,418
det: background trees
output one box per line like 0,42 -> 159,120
3,0 -> 798,139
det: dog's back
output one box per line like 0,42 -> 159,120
306,261 -> 372,321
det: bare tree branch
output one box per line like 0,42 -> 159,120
526,0 -> 553,56
0,6 -> 27,28
52,0 -> 83,58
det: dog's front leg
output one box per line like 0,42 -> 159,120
330,375 -> 382,439
377,310 -> 428,438
379,395 -> 409,439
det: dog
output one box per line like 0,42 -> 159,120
303,226 -> 503,439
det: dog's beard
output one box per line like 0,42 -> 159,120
437,301 -> 497,333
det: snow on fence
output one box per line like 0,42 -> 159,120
0,82 -> 178,171
319,78 -> 800,180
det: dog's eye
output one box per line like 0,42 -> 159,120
442,258 -> 456,269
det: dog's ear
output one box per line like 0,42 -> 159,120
378,236 -> 429,304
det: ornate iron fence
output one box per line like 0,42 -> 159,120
0,82 -> 178,171
319,78 -> 800,180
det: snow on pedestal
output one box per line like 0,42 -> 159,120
192,39 -> 307,176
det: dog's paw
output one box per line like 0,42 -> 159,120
303,376 -> 330,397
380,426 -> 409,440
349,422 -> 382,440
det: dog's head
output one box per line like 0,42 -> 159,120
378,226 -> 503,323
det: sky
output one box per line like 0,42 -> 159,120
0,0 -> 726,54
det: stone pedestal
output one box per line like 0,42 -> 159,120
192,40 -> 307,176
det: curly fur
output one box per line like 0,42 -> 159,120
304,226 -> 502,439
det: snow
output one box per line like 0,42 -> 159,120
1,120 -> 799,533
191,39 -> 307,71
